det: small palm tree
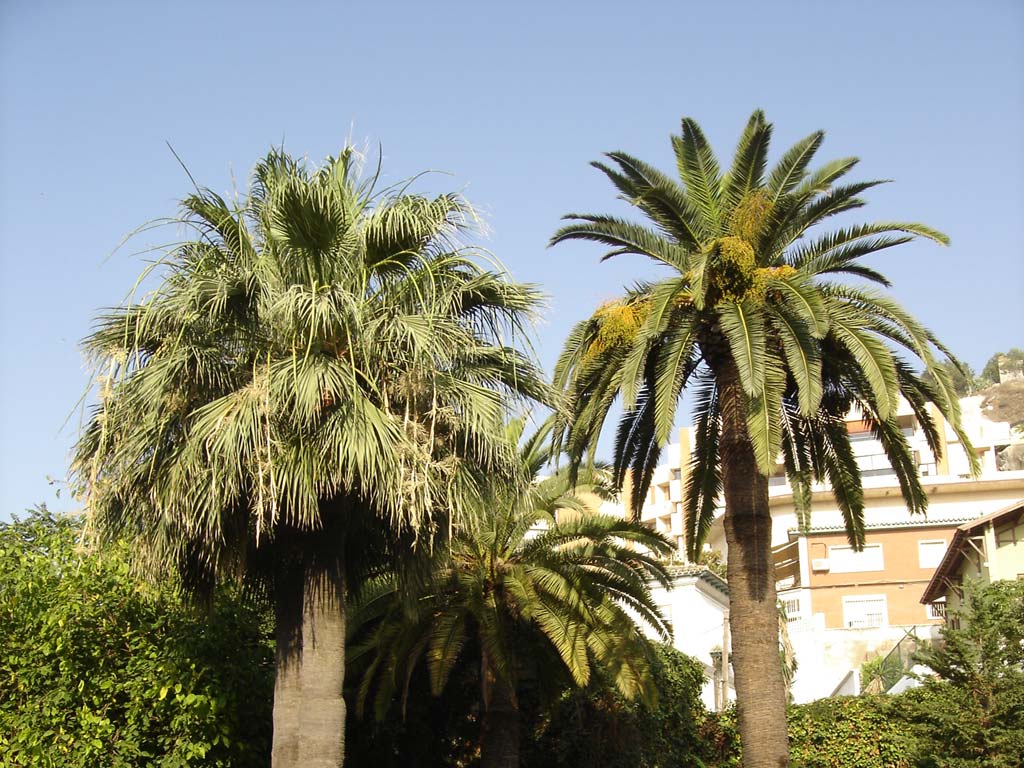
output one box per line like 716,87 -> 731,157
551,111 -> 976,767
350,419 -> 674,768
72,148 -> 548,768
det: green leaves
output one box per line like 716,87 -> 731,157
744,356 -> 787,476
673,117 -> 722,231
718,299 -> 766,397
723,109 -> 772,212
350,435 -> 674,722
770,273 -> 830,337
0,510 -> 273,768
767,130 -> 824,200
768,303 -> 823,416
553,109 -> 972,564
829,309 -> 900,421
73,145 -> 547,595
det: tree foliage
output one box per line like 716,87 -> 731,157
549,109 -> 971,766
980,347 -> 1024,386
350,419 -> 674,766
921,359 -> 977,397
551,109 -> 972,554
0,508 -> 273,767
907,580 -> 1024,767
69,146 -> 548,767
522,644 -> 714,768
72,146 -> 547,597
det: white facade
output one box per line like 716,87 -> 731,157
628,393 -> 1024,703
644,566 -> 733,711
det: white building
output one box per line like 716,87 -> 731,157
628,393 -> 1024,702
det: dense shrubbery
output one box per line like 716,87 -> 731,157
705,580 -> 1024,768
346,644 -> 717,767
0,509 -> 274,767
4,509 -> 1022,767
523,645 -> 716,768
904,580 -> 1024,767
787,696 -> 914,768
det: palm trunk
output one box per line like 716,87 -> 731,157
718,365 -> 790,768
272,552 -> 304,768
297,557 -> 348,768
480,655 -> 520,768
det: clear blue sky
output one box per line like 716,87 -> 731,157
2,0 -> 1022,516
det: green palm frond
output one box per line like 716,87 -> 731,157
73,147 -> 547,604
767,302 -> 823,416
723,109 -> 771,212
673,118 -> 722,231
350,421 -> 673,717
684,376 -> 722,559
766,130 -> 824,200
598,152 -> 703,250
718,299 -> 766,397
553,110 -> 972,561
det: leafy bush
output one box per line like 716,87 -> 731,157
904,580 -> 1024,767
705,582 -> 1024,767
522,644 -> 717,768
0,508 -> 274,767
859,651 -> 905,692
702,695 -> 913,768
787,696 -> 914,767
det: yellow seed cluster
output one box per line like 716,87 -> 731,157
583,298 -> 649,361
730,189 -> 774,244
748,265 -> 797,303
695,188 -> 793,306
704,236 -> 757,303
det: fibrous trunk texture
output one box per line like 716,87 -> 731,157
480,658 -> 520,768
272,555 -> 304,768
719,366 -> 790,768
271,551 -> 348,768
298,559 -> 347,768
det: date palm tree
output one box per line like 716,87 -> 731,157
72,148 -> 547,768
550,111 -> 976,767
350,418 -> 674,768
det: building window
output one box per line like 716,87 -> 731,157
918,539 -> 947,569
829,543 -> 884,573
996,518 -> 1024,547
780,597 -> 802,622
926,600 -> 946,620
670,468 -> 682,481
842,595 -> 888,628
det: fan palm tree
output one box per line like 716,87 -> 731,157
71,148 -> 548,768
350,418 -> 674,768
550,111 -> 976,767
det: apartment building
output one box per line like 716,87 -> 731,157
630,393 -> 1024,702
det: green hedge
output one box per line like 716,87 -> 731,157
701,695 -> 914,768
0,509 -> 274,767
4,509 -> 1021,768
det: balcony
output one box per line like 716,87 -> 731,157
773,539 -> 801,590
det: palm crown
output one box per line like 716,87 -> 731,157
73,148 -> 553,767
552,110 -> 977,557
73,148 -> 549,585
350,418 -> 674,763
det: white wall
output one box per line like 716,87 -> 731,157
646,575 -> 732,710
786,617 -> 942,703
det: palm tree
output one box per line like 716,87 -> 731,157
350,418 -> 674,768
550,111 -> 976,767
71,148 -> 548,768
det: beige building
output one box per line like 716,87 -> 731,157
920,499 -> 1024,616
629,393 -> 1024,701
